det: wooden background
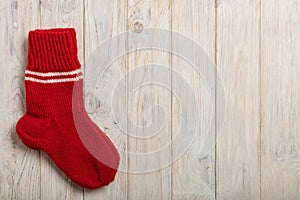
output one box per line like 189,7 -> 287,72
0,0 -> 300,199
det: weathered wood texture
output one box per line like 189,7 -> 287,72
0,0 -> 299,200
216,0 -> 261,199
83,0 -> 128,199
126,0 -> 171,200
171,0 -> 216,199
261,0 -> 300,199
0,1 -> 40,200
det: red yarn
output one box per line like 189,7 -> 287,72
16,28 -> 120,189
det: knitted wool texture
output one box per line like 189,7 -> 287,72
16,28 -> 120,189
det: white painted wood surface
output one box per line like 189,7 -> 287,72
83,0 -> 128,199
171,0 -> 215,199
0,0 -> 299,199
261,0 -> 300,199
0,1 -> 40,199
216,0 -> 261,199
127,1 -> 171,199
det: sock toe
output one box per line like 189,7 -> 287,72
96,161 -> 119,186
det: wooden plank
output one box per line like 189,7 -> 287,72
40,0 -> 84,64
261,0 -> 300,199
0,0 -> 40,199
216,0 -> 261,199
171,0 -> 216,199
39,0 -> 84,198
83,0 -> 128,199
127,0 -> 172,199
3,1 -> 300,199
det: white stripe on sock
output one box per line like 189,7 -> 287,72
25,68 -> 82,77
25,75 -> 83,83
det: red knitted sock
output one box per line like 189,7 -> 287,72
16,28 -> 120,189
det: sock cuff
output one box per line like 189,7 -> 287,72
26,28 -> 81,72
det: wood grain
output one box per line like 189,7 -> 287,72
1,0 -> 300,199
171,0 -> 216,199
261,0 -> 300,199
127,0 -> 172,199
83,0 -> 128,199
0,0 -> 40,199
216,0 -> 261,199
39,0 -> 84,199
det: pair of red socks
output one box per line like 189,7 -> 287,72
16,28 -> 120,189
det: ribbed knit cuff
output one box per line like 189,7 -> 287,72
26,28 -> 81,72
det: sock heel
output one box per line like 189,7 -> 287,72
16,114 -> 50,149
